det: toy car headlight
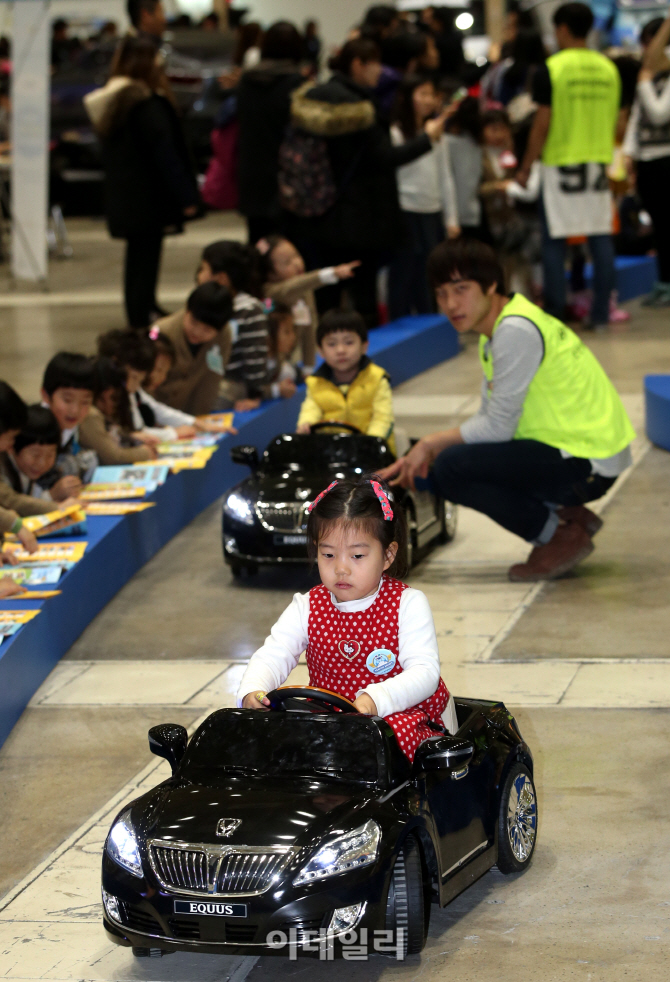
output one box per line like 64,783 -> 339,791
293,820 -> 380,886
224,492 -> 255,526
106,809 -> 143,878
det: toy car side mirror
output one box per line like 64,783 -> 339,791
413,737 -> 474,774
230,445 -> 259,470
148,723 -> 187,774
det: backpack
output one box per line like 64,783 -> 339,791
277,127 -> 337,218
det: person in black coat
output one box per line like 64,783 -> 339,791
287,37 -> 449,327
236,21 -> 306,243
84,36 -> 199,328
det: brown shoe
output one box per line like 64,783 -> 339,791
508,520 -> 594,582
557,504 -> 603,536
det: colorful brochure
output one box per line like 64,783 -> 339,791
14,505 -> 87,538
196,412 -> 234,432
3,541 -> 88,564
1,565 -> 63,585
0,609 -> 40,640
84,502 -> 156,516
80,484 -> 147,501
89,465 -> 169,491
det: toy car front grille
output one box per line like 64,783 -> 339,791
255,502 -> 306,531
150,844 -> 208,892
216,851 -> 286,894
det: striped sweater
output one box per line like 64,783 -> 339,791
224,292 -> 270,397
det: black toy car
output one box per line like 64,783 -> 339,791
222,424 -> 457,576
101,686 -> 537,959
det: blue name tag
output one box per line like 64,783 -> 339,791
366,648 -> 396,676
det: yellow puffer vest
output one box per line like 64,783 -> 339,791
306,361 -> 395,453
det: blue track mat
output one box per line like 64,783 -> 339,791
645,374 -> 670,452
0,314 -> 460,748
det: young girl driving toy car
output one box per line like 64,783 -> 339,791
238,476 -> 457,760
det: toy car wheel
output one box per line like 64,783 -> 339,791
132,947 -> 164,958
438,500 -> 458,543
497,762 -> 538,874
385,834 -> 428,955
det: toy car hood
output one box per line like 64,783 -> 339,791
139,778 -> 376,851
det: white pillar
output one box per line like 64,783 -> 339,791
11,0 -> 50,282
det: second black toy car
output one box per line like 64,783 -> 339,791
101,687 -> 537,959
222,424 -> 457,576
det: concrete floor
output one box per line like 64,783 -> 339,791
1,215 -> 670,980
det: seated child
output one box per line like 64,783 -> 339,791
237,476 -> 457,760
153,282 -> 233,416
196,240 -> 273,411
98,328 -> 201,444
140,329 -> 230,434
1,404 -> 78,505
266,301 -> 302,402
0,382 -> 39,554
79,358 -> 157,465
257,235 -> 360,374
296,310 -> 396,453
40,353 -> 98,489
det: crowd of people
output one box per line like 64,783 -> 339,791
73,1 -> 670,334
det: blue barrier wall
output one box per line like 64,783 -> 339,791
0,314 -> 460,748
644,374 -> 670,452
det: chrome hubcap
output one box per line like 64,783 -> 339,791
507,773 -> 537,862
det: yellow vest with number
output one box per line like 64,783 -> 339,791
306,361 -> 395,453
478,294 -> 635,458
543,48 -> 620,166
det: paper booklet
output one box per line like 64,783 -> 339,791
1,565 -> 63,585
196,412 -> 234,432
84,502 -> 156,516
80,484 -> 147,501
9,505 -> 87,539
2,541 -> 88,564
0,609 -> 40,640
89,465 -> 169,491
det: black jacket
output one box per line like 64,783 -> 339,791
290,74 -> 433,250
86,80 -> 199,238
236,61 -> 305,219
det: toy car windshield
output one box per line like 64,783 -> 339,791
181,711 -> 383,784
262,433 -> 393,475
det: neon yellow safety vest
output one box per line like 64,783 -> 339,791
478,294 -> 635,459
543,48 -> 620,166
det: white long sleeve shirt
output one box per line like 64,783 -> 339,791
129,389 -> 196,442
391,127 -> 459,228
236,581 -> 440,719
623,76 -> 670,162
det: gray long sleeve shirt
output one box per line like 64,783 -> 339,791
460,316 -> 632,477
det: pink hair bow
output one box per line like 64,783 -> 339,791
307,481 -> 338,513
369,480 -> 393,520
148,325 -> 160,341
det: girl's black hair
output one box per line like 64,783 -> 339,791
97,328 -> 156,374
92,357 -> 133,432
447,95 -> 482,143
267,301 -> 294,358
392,73 -> 436,140
14,405 -> 60,454
306,475 -> 409,579
201,240 -> 263,297
0,381 -> 27,435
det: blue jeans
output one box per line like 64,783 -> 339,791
541,208 -> 615,326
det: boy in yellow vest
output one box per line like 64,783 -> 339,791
379,240 -> 634,582
296,310 -> 395,453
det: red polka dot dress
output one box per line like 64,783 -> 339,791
306,575 -> 449,761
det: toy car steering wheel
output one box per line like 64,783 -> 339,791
266,685 -> 359,714
310,421 -> 362,435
